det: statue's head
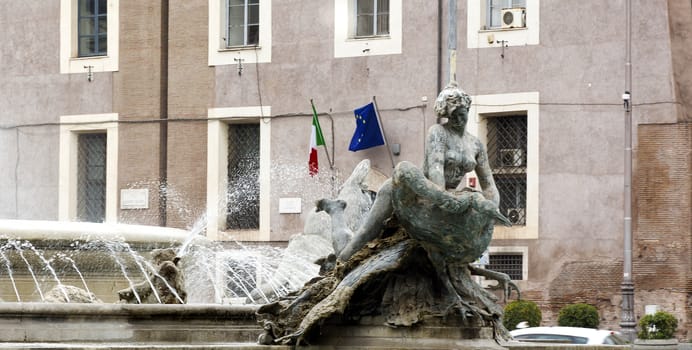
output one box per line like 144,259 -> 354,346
433,82 -> 472,119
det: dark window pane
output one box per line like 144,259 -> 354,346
78,133 -> 107,223
78,0 -> 106,57
356,14 -> 373,36
377,0 -> 389,13
79,37 -> 95,56
376,14 -> 389,34
79,18 -> 95,35
356,0 -> 374,36
79,0 -> 95,16
248,4 -> 259,25
247,25 -> 259,45
357,0 -> 374,14
377,0 -> 390,34
98,0 -> 107,14
98,34 -> 108,54
98,16 -> 107,34
229,0 -> 245,5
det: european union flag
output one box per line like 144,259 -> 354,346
349,102 -> 385,151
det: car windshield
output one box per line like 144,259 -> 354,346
604,334 -> 629,345
513,334 -> 588,344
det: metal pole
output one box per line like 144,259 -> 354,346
620,0 -> 636,342
372,96 -> 396,169
448,0 -> 457,83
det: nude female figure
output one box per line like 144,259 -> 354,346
338,82 -> 510,262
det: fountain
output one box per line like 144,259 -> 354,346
0,166 -> 625,349
0,219 -> 318,348
0,84 -> 625,349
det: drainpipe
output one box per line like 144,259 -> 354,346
437,0 -> 443,93
447,0 -> 457,83
620,0 -> 635,342
159,0 -> 169,227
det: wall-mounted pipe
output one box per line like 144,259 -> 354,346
159,0 -> 169,227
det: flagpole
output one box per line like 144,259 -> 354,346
371,96 -> 396,168
310,99 -> 333,169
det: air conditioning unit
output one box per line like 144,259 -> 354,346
501,8 -> 526,29
506,208 -> 525,225
499,148 -> 524,167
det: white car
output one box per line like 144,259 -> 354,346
510,326 -> 629,345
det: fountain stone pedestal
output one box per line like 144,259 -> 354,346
0,303 -> 262,345
315,316 -> 504,349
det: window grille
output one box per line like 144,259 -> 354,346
226,0 -> 259,47
356,0 -> 389,37
78,0 -> 107,57
486,114 -> 527,225
77,133 -> 106,223
488,254 -> 523,280
487,0 -> 526,28
226,124 -> 260,230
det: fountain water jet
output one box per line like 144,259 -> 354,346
0,219 -> 295,347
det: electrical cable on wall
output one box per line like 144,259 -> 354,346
0,100 -> 681,131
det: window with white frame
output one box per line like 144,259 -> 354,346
207,107 -> 271,241
355,0 -> 389,37
466,0 -> 539,49
60,0 -> 119,74
488,252 -> 523,280
59,114 -> 119,223
209,0 -> 271,65
468,92 -> 538,240
226,123 -> 260,230
485,247 -> 528,281
486,114 -> 527,226
334,0 -> 401,58
478,246 -> 528,286
78,0 -> 108,57
77,133 -> 107,222
225,0 -> 259,47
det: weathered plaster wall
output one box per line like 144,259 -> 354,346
114,1 -> 165,226
165,0 -> 214,229
0,0 -> 113,220
667,0 -> 692,122
456,0 -> 685,333
212,0 -> 440,240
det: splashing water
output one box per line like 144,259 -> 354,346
0,222 -> 326,304
13,241 -> 45,301
0,250 -> 21,301
56,253 -> 94,303
27,244 -> 70,303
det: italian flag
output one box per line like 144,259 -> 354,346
309,102 -> 325,176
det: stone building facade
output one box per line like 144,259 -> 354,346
0,0 -> 689,340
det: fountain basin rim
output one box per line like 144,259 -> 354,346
0,302 -> 260,318
0,219 -> 191,244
